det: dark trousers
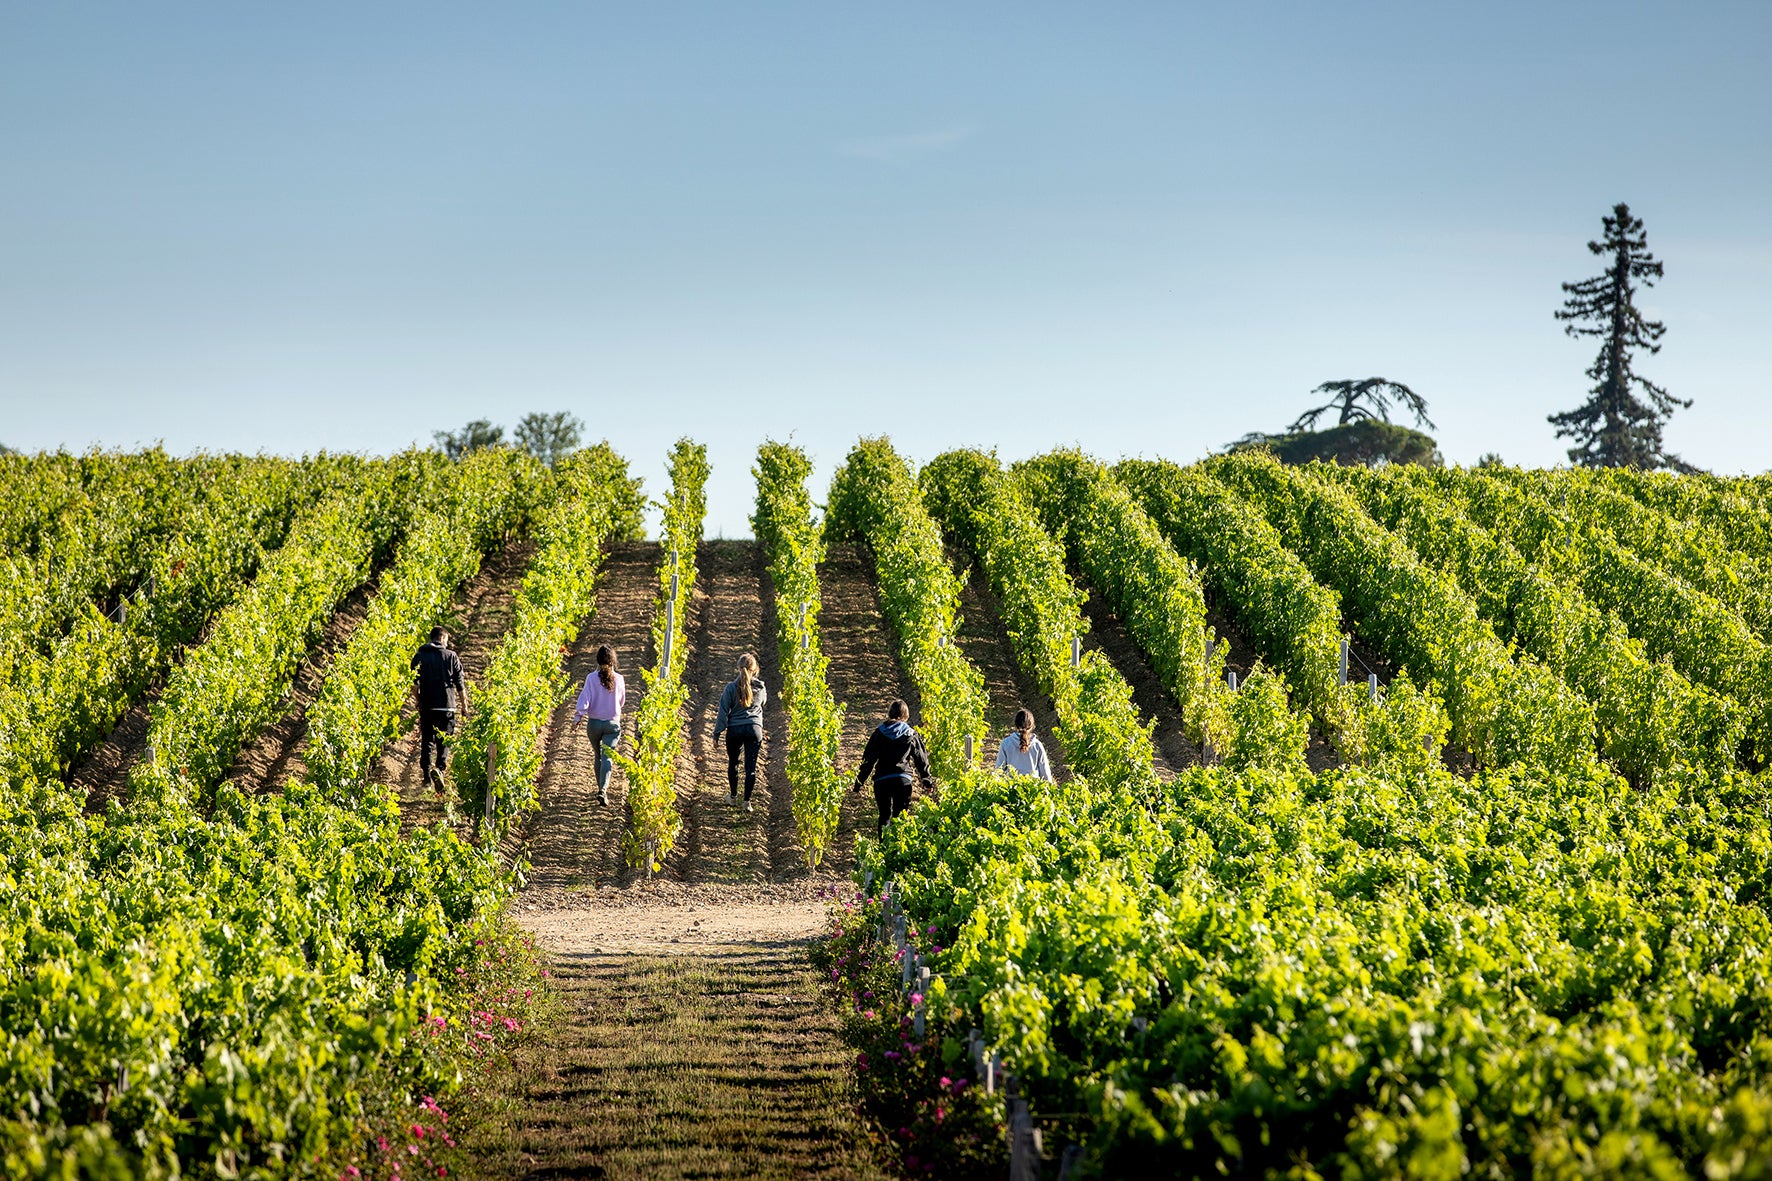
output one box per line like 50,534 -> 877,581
725,724 -> 761,799
419,709 -> 456,773
874,778 -> 913,835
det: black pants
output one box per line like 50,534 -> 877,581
419,709 -> 456,774
874,779 -> 913,835
726,724 -> 761,799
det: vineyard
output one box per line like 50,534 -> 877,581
5,440 -> 1772,1179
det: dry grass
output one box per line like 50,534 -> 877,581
459,942 -> 889,1180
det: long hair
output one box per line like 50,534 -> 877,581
736,653 -> 759,707
1012,708 -> 1034,752
597,644 -> 618,690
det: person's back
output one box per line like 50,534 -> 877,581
853,699 -> 934,833
993,708 -> 1053,783
412,640 -> 465,712
410,627 -> 467,792
713,654 -> 768,809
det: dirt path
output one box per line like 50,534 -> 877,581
476,893 -> 885,1181
818,544 -> 920,861
229,579 -> 380,794
951,557 -> 1072,781
516,542 -> 660,891
384,538 -> 534,832
665,540 -> 778,885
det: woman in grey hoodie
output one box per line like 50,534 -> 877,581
712,653 -> 768,810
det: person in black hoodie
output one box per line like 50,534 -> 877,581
852,699 -> 934,835
411,625 -> 468,794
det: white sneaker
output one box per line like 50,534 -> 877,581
745,799 -> 753,813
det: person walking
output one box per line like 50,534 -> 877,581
573,644 -> 626,806
411,625 -> 467,794
994,708 -> 1054,782
712,653 -> 767,811
852,699 -> 934,836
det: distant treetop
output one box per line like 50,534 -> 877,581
1289,377 -> 1434,433
432,411 -> 585,468
1548,202 -> 1693,472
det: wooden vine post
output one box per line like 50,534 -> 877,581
484,739 -> 499,825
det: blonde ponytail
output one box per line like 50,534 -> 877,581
736,654 -> 758,708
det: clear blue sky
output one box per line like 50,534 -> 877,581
3,2 -> 1768,534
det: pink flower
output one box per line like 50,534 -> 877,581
939,1076 -> 952,1089
909,992 -> 924,1006
411,1124 -> 426,1139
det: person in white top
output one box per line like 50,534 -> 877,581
994,708 -> 1053,782
572,644 -> 626,806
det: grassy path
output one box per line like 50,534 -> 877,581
474,895 -> 888,1180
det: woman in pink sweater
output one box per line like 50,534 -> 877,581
573,644 -> 626,805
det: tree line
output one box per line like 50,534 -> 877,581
433,410 -> 584,469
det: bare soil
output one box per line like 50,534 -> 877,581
515,542 -> 661,892
384,538 -> 534,834
664,540 -> 787,886
818,544 -> 921,858
73,690 -> 158,814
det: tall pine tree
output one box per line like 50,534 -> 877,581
1548,203 -> 1691,470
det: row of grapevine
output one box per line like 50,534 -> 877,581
306,448 -> 545,799
1598,466 -> 1772,567
1114,457 -> 1418,762
1331,463 -> 1742,781
1014,450 -> 1224,747
854,753 -> 1772,1177
617,439 -> 708,873
128,457 -> 429,809
453,444 -> 647,840
920,449 -> 1169,794
0,457 -> 318,807
825,438 -> 988,779
0,447 -> 87,554
1207,452 -> 1595,769
1059,455 -> 1447,772
0,450 -> 653,1174
752,441 -> 847,866
0,449 -> 192,688
1508,467 -> 1772,641
1435,468 -> 1772,762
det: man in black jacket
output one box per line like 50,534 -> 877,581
852,699 -> 934,835
411,626 -> 468,793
